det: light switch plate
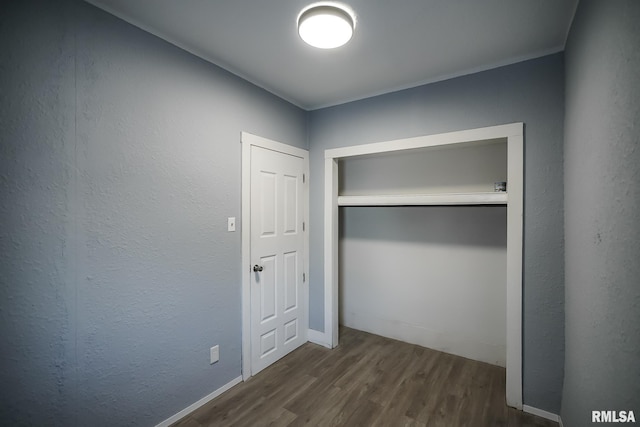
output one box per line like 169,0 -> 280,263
227,217 -> 236,232
210,345 -> 219,364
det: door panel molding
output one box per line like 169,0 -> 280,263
241,132 -> 309,380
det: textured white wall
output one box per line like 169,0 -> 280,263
339,140 -> 507,195
338,143 -> 508,365
340,206 -> 507,366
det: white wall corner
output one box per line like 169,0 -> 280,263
307,329 -> 332,349
522,405 -> 560,423
155,376 -> 242,427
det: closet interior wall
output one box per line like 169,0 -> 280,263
338,140 -> 508,366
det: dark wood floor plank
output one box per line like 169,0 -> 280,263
339,397 -> 383,426
367,341 -> 421,407
171,416 -> 200,427
231,374 -> 317,427
284,385 -> 346,426
170,327 -> 558,427
412,352 -> 458,424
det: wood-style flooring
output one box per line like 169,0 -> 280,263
172,327 -> 558,427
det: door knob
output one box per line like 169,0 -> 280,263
253,265 -> 264,272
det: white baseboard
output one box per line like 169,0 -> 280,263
156,376 -> 242,427
523,405 -> 560,423
558,415 -> 564,427
307,329 -> 332,348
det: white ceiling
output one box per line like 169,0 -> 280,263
85,0 -> 578,110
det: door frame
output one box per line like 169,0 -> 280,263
323,123 -> 524,409
241,132 -> 309,381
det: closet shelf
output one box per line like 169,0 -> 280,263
337,192 -> 508,206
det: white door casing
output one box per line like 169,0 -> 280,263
241,133 -> 309,379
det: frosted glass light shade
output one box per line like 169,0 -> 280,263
298,5 -> 354,49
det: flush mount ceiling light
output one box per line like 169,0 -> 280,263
297,3 -> 355,49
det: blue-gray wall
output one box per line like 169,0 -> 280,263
14,0 -> 640,424
308,54 -> 565,413
561,1 -> 640,425
0,0 -> 306,425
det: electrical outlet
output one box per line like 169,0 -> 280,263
210,345 -> 219,364
227,217 -> 236,232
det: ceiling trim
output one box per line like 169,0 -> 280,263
86,0 -> 572,112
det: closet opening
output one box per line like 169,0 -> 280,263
323,123 -> 523,408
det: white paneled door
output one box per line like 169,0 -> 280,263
250,145 -> 306,375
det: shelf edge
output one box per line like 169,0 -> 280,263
337,192 -> 508,206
